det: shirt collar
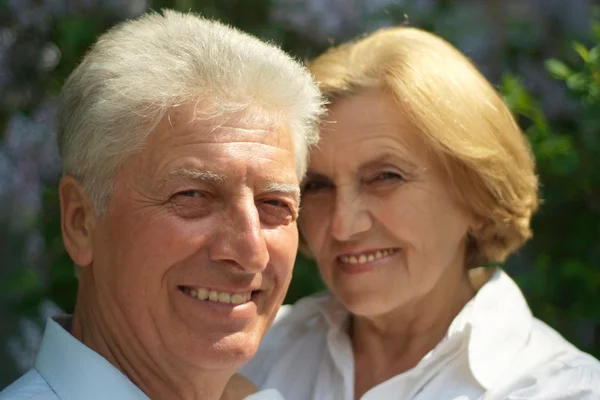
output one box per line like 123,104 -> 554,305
315,268 -> 533,390
35,316 -> 150,400
466,268 -> 533,389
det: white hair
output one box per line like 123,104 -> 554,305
58,9 -> 325,214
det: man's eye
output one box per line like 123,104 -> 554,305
259,199 -> 295,226
263,199 -> 287,207
177,190 -> 202,198
170,190 -> 212,219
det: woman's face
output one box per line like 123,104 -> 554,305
299,89 -> 475,318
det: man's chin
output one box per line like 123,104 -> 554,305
178,330 -> 263,370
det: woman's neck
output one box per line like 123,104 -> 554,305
351,266 -> 479,399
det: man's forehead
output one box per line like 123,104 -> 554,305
140,102 -> 298,186
164,102 -> 287,143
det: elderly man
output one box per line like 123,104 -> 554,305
0,9 -> 323,400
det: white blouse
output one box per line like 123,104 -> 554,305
240,269 -> 600,399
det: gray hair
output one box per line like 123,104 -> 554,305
58,9 -> 325,214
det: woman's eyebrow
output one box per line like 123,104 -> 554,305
303,171 -> 331,181
358,152 -> 417,173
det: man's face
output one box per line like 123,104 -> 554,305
88,104 -> 299,370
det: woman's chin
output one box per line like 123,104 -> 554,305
338,291 -> 401,319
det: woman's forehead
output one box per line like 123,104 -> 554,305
312,93 -> 431,169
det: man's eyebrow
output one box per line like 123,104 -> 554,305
264,182 -> 301,204
169,168 -> 227,182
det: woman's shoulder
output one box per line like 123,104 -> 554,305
266,291 -> 338,340
484,315 -> 600,399
469,269 -> 600,398
239,292 -> 338,386
483,349 -> 600,399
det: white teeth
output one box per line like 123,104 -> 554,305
231,294 -> 245,304
340,249 -> 397,265
218,292 -> 231,303
183,287 -> 252,305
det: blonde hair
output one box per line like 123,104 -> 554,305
307,27 -> 539,268
59,10 -> 324,215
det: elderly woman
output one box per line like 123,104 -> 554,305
240,27 -> 600,399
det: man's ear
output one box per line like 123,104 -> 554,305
59,176 -> 95,268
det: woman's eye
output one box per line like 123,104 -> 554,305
302,180 -> 333,193
371,171 -> 403,182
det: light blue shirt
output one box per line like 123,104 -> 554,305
0,317 -> 284,400
0,317 -> 150,400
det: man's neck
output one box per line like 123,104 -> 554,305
70,281 -> 233,400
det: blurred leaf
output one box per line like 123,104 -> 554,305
573,42 -> 590,62
545,59 -> 572,80
566,72 -> 589,91
500,74 -> 550,135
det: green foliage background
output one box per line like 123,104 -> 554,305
1,0 -> 599,386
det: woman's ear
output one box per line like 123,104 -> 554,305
59,176 -> 96,268
470,214 -> 485,233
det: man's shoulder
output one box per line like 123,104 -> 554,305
0,370 -> 57,400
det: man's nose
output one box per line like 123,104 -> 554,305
209,197 -> 269,272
